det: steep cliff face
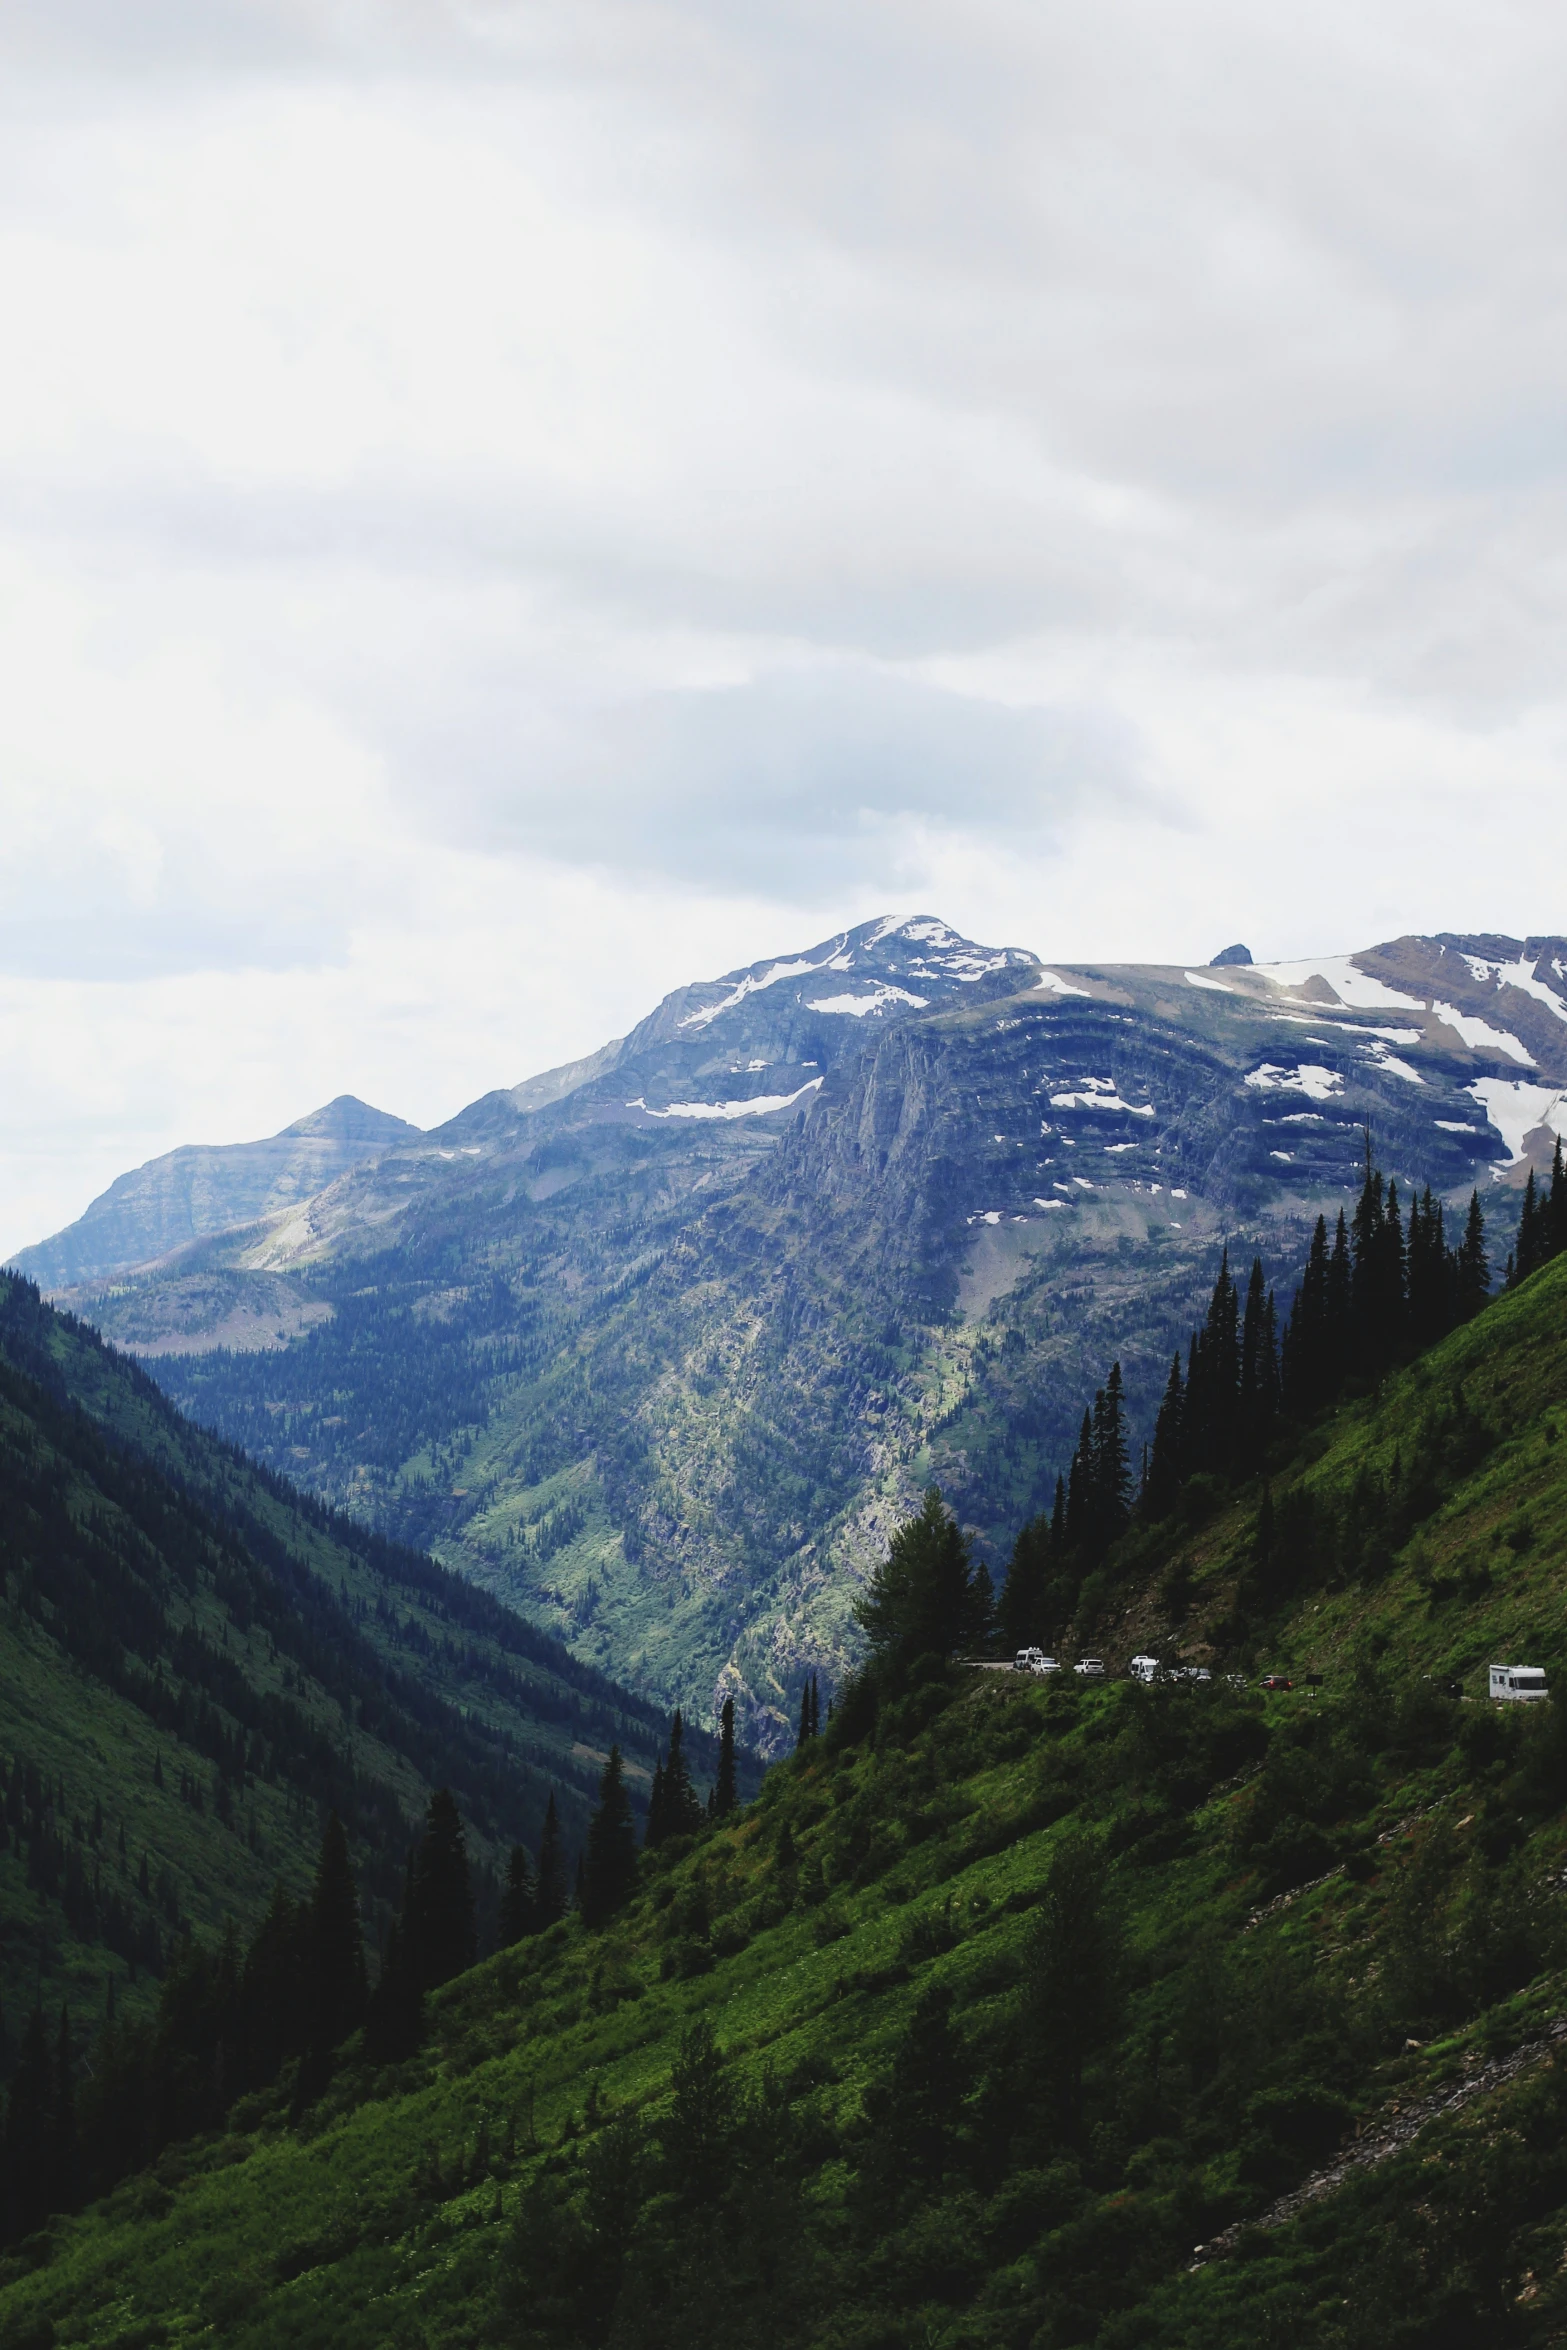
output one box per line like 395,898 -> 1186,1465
49,924 -> 1567,1750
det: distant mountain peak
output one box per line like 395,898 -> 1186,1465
663,913 -> 1036,1038
13,1095 -> 419,1292
279,1096 -> 419,1144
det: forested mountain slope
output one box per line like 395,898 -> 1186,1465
8,1249 -> 1567,2348
0,1276 -> 722,2048
51,923 -> 1567,1748
15,1097 -> 418,1294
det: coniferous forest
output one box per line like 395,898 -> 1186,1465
4,1160 -> 1567,2345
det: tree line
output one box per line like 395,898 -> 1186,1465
999,1143 -> 1497,1653
0,1694 -> 740,2248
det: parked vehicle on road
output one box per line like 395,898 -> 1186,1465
1012,1648 -> 1060,1676
1490,1663 -> 1549,1704
1259,1674 -> 1293,1692
1129,1653 -> 1162,1683
1074,1656 -> 1106,1678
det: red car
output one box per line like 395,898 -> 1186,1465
1259,1673 -> 1293,1692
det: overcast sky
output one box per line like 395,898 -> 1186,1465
4,0 -> 1567,1253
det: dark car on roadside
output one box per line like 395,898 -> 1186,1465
1259,1673 -> 1293,1691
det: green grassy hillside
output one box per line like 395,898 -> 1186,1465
6,1255 -> 1567,2345
0,1275 -> 725,2050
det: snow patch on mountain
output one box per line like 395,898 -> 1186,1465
1430,1002 -> 1535,1065
1461,954 -> 1567,1023
1184,970 -> 1234,993
628,1079 -> 824,1121
1259,956 -> 1425,1010
1032,969 -> 1091,998
1245,1064 -> 1343,1100
1048,1079 -> 1156,1116
806,985 -> 929,1017
1357,1044 -> 1425,1085
1468,1079 -> 1567,1166
677,950 -> 844,1031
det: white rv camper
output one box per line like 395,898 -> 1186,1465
1489,1663 -> 1549,1704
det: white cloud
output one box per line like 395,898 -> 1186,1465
4,0 -> 1567,1249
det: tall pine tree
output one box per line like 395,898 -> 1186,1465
535,1794 -> 569,1928
309,1811 -> 367,2055
580,1747 -> 639,1928
853,1488 -> 992,1685
497,1846 -> 537,1946
405,1789 -> 476,1992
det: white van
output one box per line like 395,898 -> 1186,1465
1074,1656 -> 1106,1679
1012,1648 -> 1061,1677
1129,1654 -> 1162,1683
1489,1663 -> 1549,1704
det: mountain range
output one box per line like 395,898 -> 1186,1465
16,1095 -> 418,1294
16,917 -> 1567,1750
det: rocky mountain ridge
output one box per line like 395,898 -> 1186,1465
13,1093 -> 418,1292
35,919 -> 1567,1749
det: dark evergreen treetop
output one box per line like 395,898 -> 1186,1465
535,1793 -> 569,1929
497,1845 -> 537,1948
405,1788 -> 476,1993
309,1811 -> 368,2054
853,1487 -> 993,1683
580,1746 -> 639,1929
646,1710 -> 704,1848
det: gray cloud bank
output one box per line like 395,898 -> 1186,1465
2,0 -> 1567,977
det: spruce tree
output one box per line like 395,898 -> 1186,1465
1064,1411 -> 1093,1553
406,1789 -> 476,1992
807,1675 -> 820,1737
1089,1363 -> 1132,1555
1021,1830 -> 1121,2139
662,1710 -> 703,1838
535,1794 -> 569,1928
580,1747 -> 639,1929
363,1911 -> 423,2065
796,1682 -> 814,1749
1326,1208 -> 1353,1378
645,1758 -> 668,1848
999,1511 -> 1051,1649
1282,1214 -> 1331,1415
240,1884 -> 309,2087
497,1845 -> 537,1946
853,1488 -> 989,1684
1197,1250 -> 1241,1472
309,1811 -> 367,2055
1514,1169 -> 1544,1283
713,1698 -> 738,1820
1142,1353 -> 1186,1518
1350,1143 -> 1407,1367
1238,1257 -> 1279,1454
666,2018 -> 734,2209
867,1982 -> 968,2191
